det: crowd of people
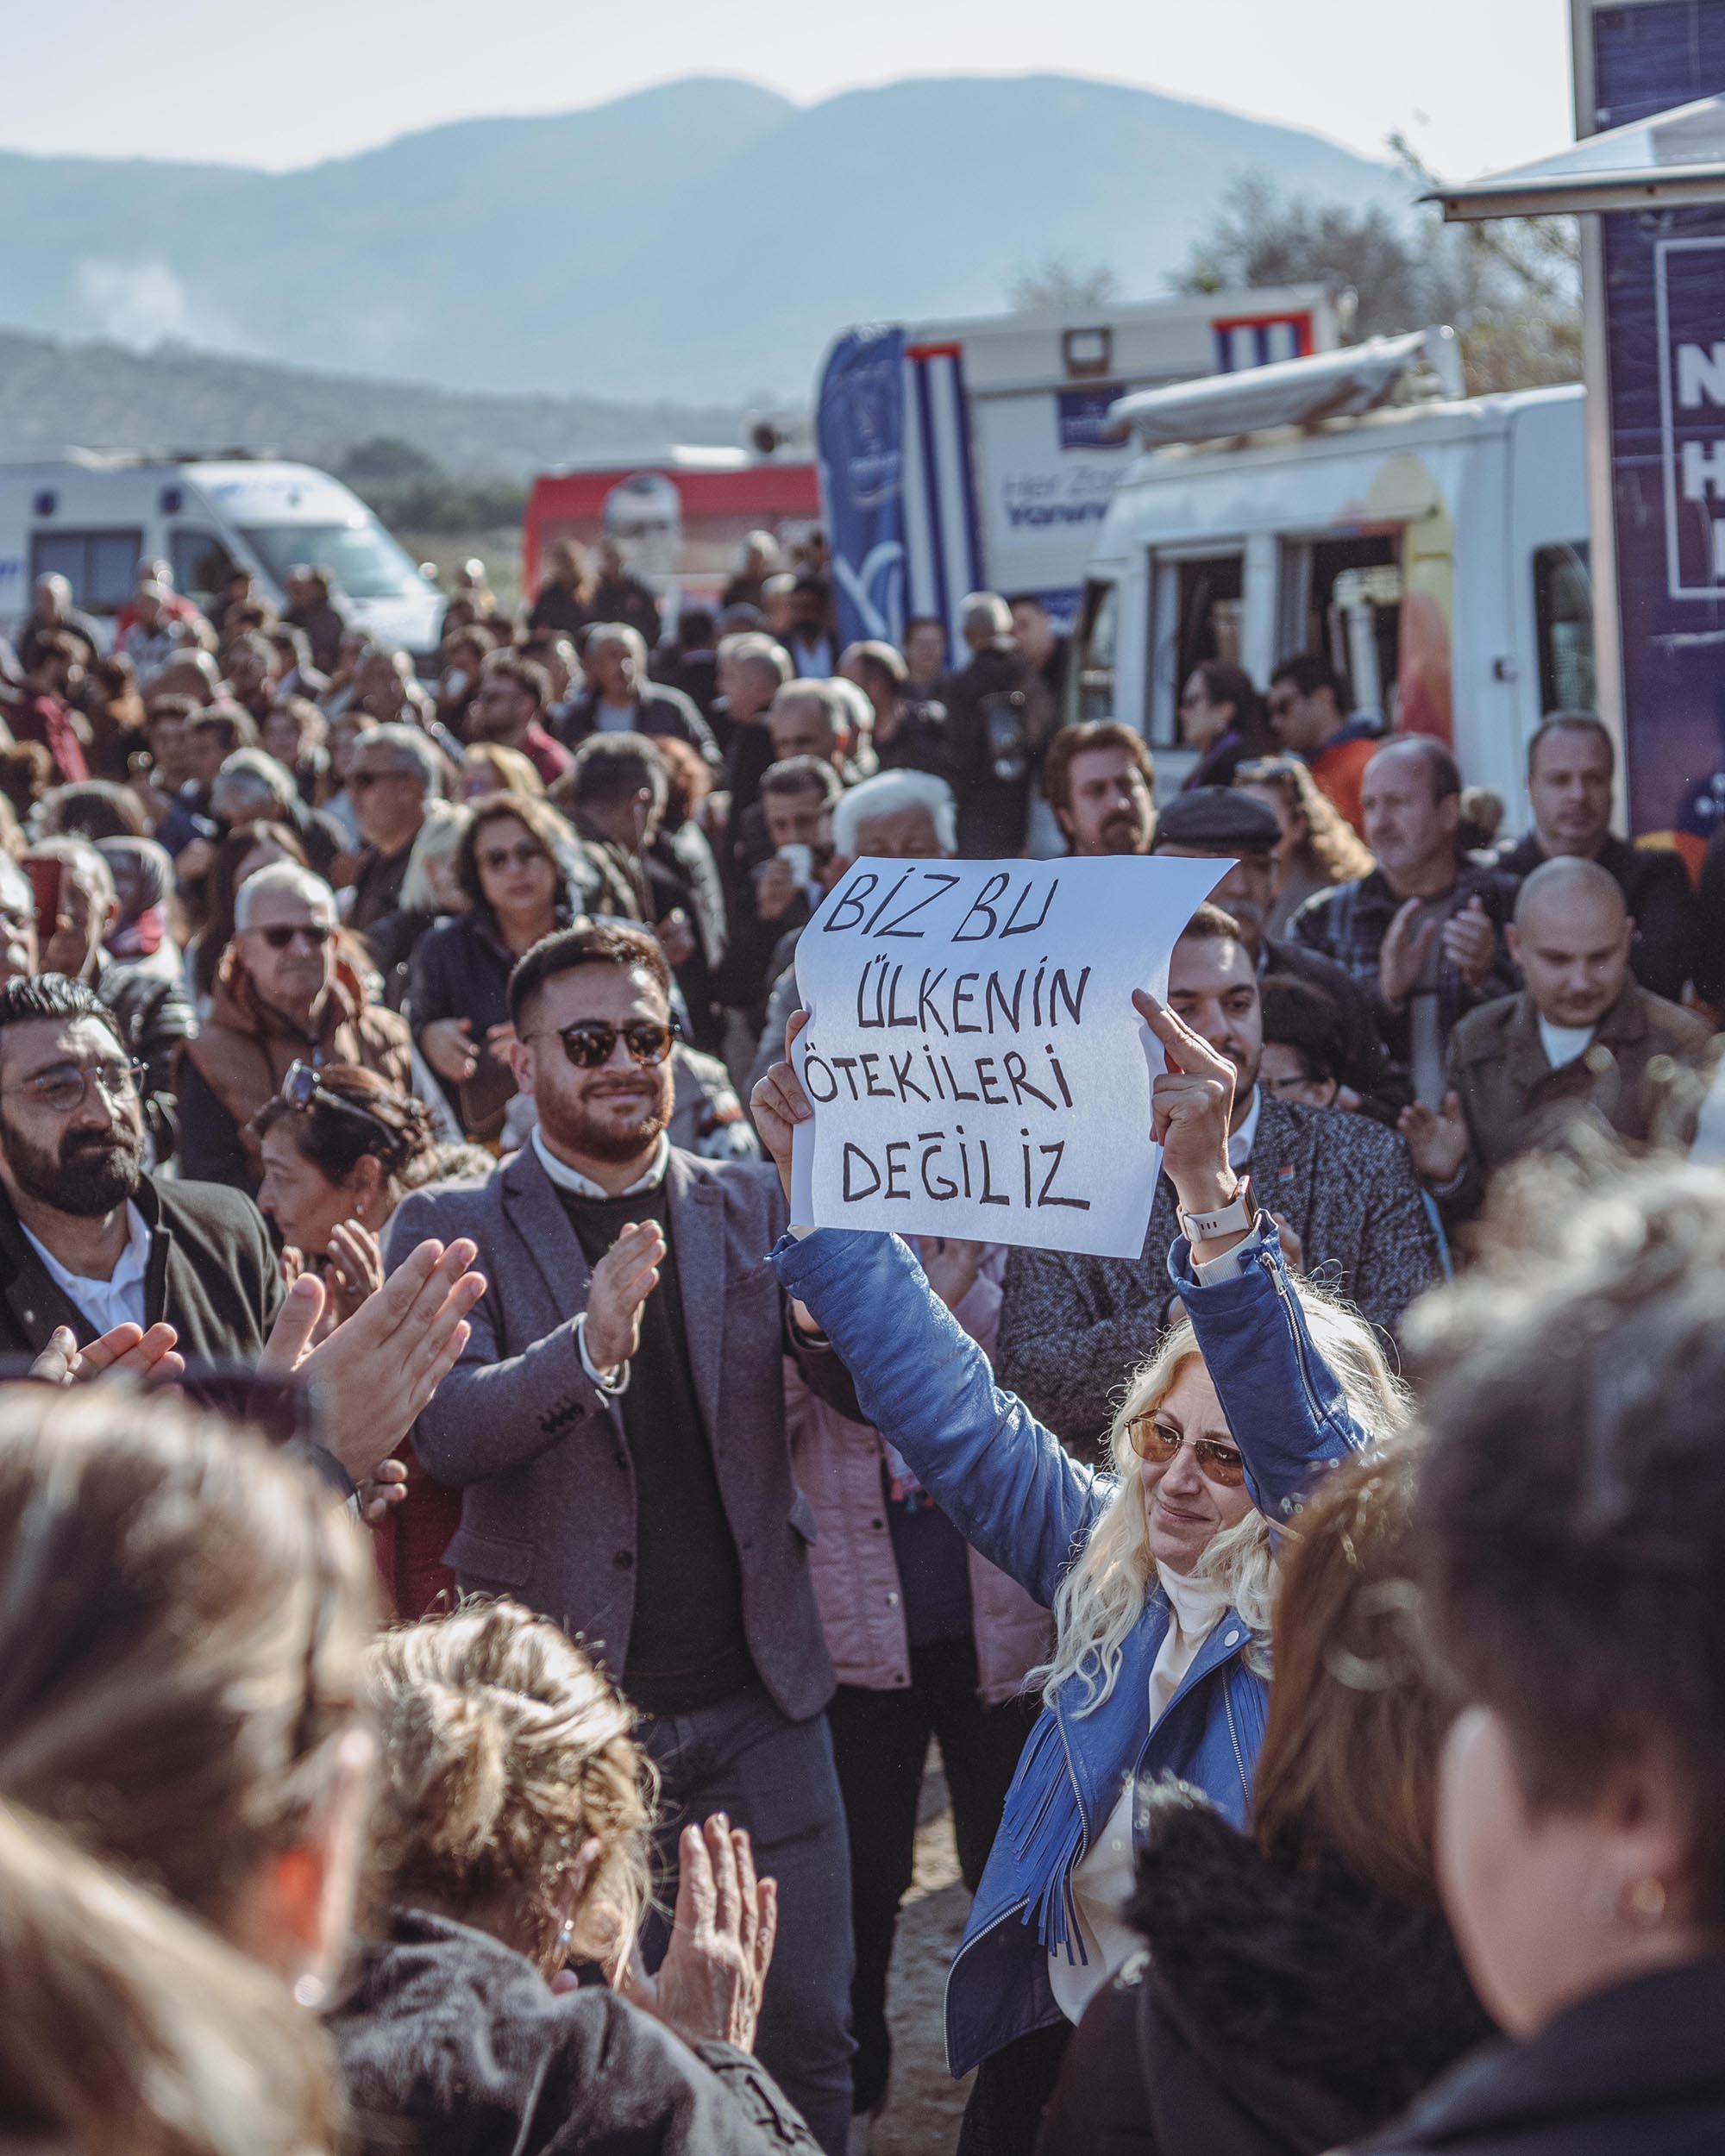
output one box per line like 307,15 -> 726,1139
0,529 -> 1722,2156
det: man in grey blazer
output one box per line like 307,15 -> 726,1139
996,903 -> 1445,1455
388,920 -> 859,2154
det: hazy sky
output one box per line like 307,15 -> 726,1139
9,0 -> 1572,181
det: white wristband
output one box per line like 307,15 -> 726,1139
1177,1174 -> 1253,1243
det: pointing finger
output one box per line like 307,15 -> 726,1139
1133,988 -> 1233,1083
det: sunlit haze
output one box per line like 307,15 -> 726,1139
8,0 -> 1572,183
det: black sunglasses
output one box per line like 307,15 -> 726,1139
257,922 -> 336,950
553,1019 -> 679,1071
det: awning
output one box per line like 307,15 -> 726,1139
1107,328 -> 1464,448
1431,93 -> 1725,220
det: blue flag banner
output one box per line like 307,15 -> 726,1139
816,328 -> 908,653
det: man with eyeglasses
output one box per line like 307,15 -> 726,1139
178,862 -> 411,1191
0,971 -> 281,1363
389,918 -> 862,2155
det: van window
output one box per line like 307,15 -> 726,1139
172,530 -> 242,607
1533,542 -> 1594,714
30,530 -> 143,615
1072,578 -> 1119,723
1149,553 -> 1244,745
1280,533 -> 1402,715
238,519 -> 421,603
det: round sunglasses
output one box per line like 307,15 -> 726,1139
549,1019 -> 679,1071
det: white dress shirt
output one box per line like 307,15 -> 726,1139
21,1200 -> 151,1337
531,1126 -> 671,1393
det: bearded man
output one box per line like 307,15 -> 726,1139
386,918 -> 863,2156
0,972 -> 281,1362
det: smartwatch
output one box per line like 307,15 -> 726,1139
1177,1174 -> 1254,1244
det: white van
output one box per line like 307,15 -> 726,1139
0,453 -> 445,657
1076,340 -> 1591,825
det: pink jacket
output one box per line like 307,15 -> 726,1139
785,1244 -> 1053,1707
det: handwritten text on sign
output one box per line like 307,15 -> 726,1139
789,855 -> 1228,1257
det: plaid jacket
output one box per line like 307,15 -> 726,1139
1288,862 -> 1521,1066
994,1096 -> 1443,1451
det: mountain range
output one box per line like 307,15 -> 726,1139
0,73 -> 1396,406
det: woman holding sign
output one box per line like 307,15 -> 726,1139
751,992 -> 1405,2156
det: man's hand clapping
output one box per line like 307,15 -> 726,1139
584,1220 -> 665,1373
1398,1092 -> 1471,1188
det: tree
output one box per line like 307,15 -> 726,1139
339,434 -> 443,486
1174,154 -> 1580,395
1009,255 -> 1121,313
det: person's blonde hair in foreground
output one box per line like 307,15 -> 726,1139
332,1600 -> 823,2156
0,1386 -> 380,2156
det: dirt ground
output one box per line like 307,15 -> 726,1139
870,1753 -> 975,2155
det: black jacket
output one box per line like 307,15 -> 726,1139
941,642 -> 1056,858
329,1906 -> 820,2156
1037,1786 -> 1490,2156
0,1171 -> 282,1365
1353,1957 -> 1725,2156
95,956 -> 198,1158
558,685 -> 720,769
1497,830 -> 1697,1004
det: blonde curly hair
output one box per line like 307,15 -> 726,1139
366,1601 -> 656,1976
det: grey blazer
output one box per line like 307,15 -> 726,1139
387,1143 -> 849,1722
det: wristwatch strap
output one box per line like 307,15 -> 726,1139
1177,1173 -> 1253,1242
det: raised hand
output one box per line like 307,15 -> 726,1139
584,1220 -> 665,1373
621,1816 -> 778,2053
750,1009 -> 812,1203
1135,988 -> 1254,1265
1379,898 -> 1440,1008
263,1238 -> 486,1484
1397,1091 -> 1471,1187
1441,894 -> 1498,993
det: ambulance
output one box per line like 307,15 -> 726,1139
0,452 -> 446,656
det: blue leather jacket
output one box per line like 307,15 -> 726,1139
770,1219 -> 1373,2078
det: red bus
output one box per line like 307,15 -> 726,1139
522,451 -> 820,612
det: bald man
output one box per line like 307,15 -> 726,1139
1401,856 -> 1713,1203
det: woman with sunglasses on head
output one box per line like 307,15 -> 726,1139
409,790 -> 579,1139
750,991 -> 1404,2156
252,1061 -> 456,1616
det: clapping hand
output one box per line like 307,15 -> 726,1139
620,1816 -> 778,2053
28,1320 -> 185,1387
1441,895 -> 1498,992
260,1237 -> 486,1484
1379,899 -> 1440,1008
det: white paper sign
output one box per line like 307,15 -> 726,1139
788,855 -> 1230,1258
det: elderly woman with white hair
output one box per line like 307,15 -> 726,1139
750,986 -> 1403,2155
178,861 -> 414,1193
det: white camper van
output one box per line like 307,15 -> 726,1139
1076,334 -> 1592,825
0,454 -> 445,656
